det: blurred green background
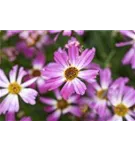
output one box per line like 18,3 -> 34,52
0,30 -> 134,121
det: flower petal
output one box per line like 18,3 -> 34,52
0,89 -> 8,98
45,77 -> 65,91
40,97 -> 57,105
9,65 -> 18,83
77,48 -> 95,69
72,78 -> 86,95
100,68 -> 112,89
5,112 -> 16,121
125,114 -> 135,121
54,48 -> 69,68
17,67 -> 27,84
21,117 -> 32,121
78,69 -> 98,83
47,110 -> 61,121
0,94 -> 19,114
0,69 -> 9,84
19,88 -> 37,105
44,106 -> 56,113
61,81 -> 75,100
32,51 -> 45,69
21,77 -> 38,87
68,45 -> 79,65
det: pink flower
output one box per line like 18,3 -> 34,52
108,83 -> 135,121
44,41 -> 99,99
40,89 -> 81,121
0,65 -> 38,114
49,30 -> 84,36
87,68 -> 112,119
116,30 -> 135,69
28,52 -> 48,93
5,112 -> 32,121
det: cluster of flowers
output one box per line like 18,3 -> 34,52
0,30 -> 135,121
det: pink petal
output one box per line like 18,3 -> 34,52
72,78 -> 86,95
68,44 -> 79,65
100,68 -> 112,89
54,48 -> 69,68
21,117 -> 32,121
61,82 -> 75,100
44,106 -> 56,113
5,112 -> 16,121
47,110 -> 61,121
77,48 -> 96,69
32,51 -> 45,69
40,97 -> 57,105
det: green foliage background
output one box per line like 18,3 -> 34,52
0,30 -> 134,121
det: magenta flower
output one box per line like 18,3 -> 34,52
0,65 -> 38,114
87,68 -> 112,119
5,112 -> 32,121
116,30 -> 135,69
5,30 -> 21,38
49,30 -> 84,36
44,42 -> 99,99
40,89 -> 81,121
108,83 -> 135,121
28,52 -> 48,93
78,97 -> 97,121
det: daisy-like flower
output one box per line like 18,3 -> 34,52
19,30 -> 52,48
0,65 -> 38,114
116,30 -> 135,69
87,68 -> 112,118
78,97 -> 97,121
40,89 -> 81,121
44,42 -> 99,99
108,83 -> 135,121
28,51 -> 48,93
4,30 -> 21,38
49,30 -> 84,37
87,68 -> 129,119
5,112 -> 32,121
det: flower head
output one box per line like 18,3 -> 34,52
28,51 -> 48,93
40,89 -> 81,121
44,40 -> 98,99
0,65 -> 38,114
108,82 -> 135,121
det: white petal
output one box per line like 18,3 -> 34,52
21,77 -> 38,87
19,88 -> 38,105
0,89 -> 8,98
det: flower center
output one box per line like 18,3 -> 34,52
96,89 -> 108,100
114,103 -> 128,117
65,67 -> 79,81
32,69 -> 41,77
80,104 -> 89,114
8,82 -> 21,94
57,99 -> 69,110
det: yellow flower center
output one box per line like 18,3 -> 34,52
57,99 -> 69,110
32,69 -> 41,77
80,104 -> 89,114
114,103 -> 128,117
96,89 -> 108,100
8,82 -> 21,94
65,67 -> 79,81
